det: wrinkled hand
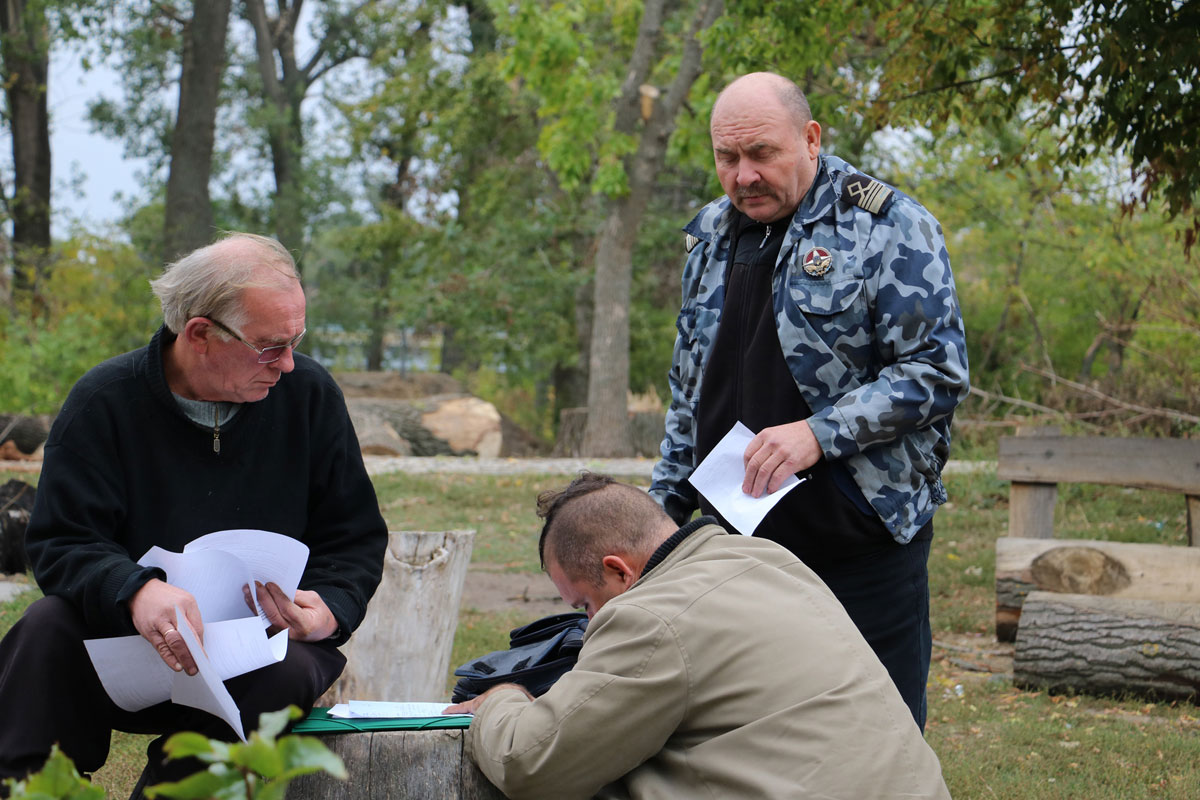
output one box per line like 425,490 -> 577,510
129,578 -> 203,675
247,581 -> 338,642
743,420 -> 823,498
443,683 -> 534,715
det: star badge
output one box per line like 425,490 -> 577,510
802,246 -> 833,277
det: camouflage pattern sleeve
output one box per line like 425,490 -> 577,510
801,194 -> 970,461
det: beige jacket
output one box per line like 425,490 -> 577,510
467,522 -> 951,799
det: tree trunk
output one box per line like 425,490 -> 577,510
995,537 -> 1200,642
243,0 -> 308,256
1,0 -> 51,296
319,530 -> 475,707
1013,591 -> 1200,701
162,0 -> 231,261
579,0 -> 723,456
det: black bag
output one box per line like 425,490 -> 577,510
451,611 -> 588,702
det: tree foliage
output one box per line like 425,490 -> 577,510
874,0 -> 1200,253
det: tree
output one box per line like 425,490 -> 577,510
1,0 -> 52,297
162,0 -> 232,261
240,0 -> 395,256
873,0 -> 1200,253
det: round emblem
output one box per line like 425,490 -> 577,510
802,247 -> 833,277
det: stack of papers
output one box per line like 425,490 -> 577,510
328,701 -> 473,720
83,529 -> 309,741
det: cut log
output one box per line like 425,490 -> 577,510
995,537 -> 1200,642
287,729 -> 505,800
319,530 -> 474,706
1013,591 -> 1200,702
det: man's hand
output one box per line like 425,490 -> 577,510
743,420 -> 823,497
129,578 -> 203,675
250,581 -> 338,642
443,683 -> 535,715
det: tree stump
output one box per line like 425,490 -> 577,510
287,729 -> 504,799
320,530 -> 475,706
995,537 -> 1200,642
553,407 -> 663,458
1013,591 -> 1200,701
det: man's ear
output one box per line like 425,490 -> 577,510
601,554 -> 637,588
181,317 -> 215,353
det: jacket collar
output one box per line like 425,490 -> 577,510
639,516 -> 722,580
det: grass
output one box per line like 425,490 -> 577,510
3,466 -> 1199,798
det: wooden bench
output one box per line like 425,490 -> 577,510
992,434 -> 1200,700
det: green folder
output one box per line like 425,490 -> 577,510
293,707 -> 473,734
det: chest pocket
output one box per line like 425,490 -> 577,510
788,275 -> 865,317
786,264 -> 872,374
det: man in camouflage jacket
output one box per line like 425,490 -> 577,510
649,72 -> 969,728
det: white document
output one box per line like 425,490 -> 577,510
687,421 -> 808,535
84,529 -> 305,737
170,605 -> 246,742
331,701 -> 473,720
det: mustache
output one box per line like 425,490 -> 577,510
735,182 -> 776,200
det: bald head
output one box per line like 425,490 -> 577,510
709,72 -> 822,222
712,72 -> 812,134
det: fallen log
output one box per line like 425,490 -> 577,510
995,537 -> 1200,642
1013,591 -> 1200,702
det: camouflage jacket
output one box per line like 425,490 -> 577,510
649,155 -> 970,544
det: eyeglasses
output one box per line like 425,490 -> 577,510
206,317 -> 306,364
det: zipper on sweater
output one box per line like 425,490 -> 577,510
212,405 -> 221,454
759,224 -> 771,249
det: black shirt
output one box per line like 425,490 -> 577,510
694,211 -> 901,567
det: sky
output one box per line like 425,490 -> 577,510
47,49 -> 148,237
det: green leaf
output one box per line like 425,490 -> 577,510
230,738 -> 283,779
161,732 -> 217,761
254,706 -> 301,741
144,770 -> 239,800
278,737 -> 348,780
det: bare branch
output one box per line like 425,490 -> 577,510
1021,363 -> 1200,426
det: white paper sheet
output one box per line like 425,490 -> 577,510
85,530 -> 304,734
84,618 -> 289,713
170,606 -> 246,741
687,421 -> 808,535
333,701 -> 473,720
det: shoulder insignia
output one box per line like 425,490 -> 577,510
685,233 -> 701,253
841,174 -> 894,215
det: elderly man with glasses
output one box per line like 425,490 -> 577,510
0,232 -> 387,796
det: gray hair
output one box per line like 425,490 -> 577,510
150,232 -> 300,334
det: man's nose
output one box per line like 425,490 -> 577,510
737,161 -> 761,186
274,347 -> 297,373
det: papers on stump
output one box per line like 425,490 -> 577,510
328,701 -> 472,722
83,529 -> 309,742
687,421 -> 808,535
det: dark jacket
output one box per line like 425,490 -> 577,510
26,327 -> 387,643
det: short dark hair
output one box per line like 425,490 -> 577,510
537,472 -> 668,586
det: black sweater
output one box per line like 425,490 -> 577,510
26,327 -> 387,643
